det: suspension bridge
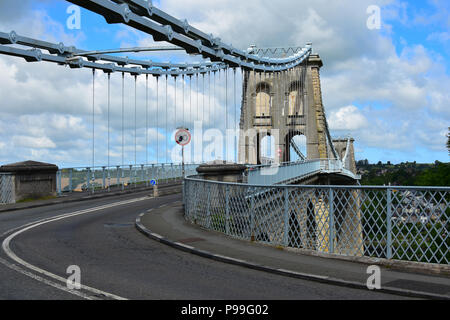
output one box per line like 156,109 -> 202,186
0,1 -> 358,188
0,0 -> 448,269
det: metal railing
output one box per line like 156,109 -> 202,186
184,177 -> 450,265
246,159 -> 360,185
0,173 -> 15,204
57,163 -> 199,195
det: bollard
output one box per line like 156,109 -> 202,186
153,184 -> 159,198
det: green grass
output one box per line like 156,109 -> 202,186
17,195 -> 57,203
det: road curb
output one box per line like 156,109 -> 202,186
135,211 -> 450,300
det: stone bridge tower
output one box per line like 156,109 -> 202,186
238,54 -> 330,164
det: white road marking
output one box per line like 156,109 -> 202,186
1,196 -> 151,300
0,256 -> 97,300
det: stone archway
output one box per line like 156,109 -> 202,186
284,130 -> 306,162
259,133 -> 275,164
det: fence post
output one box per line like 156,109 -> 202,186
182,179 -> 186,206
69,168 -> 73,193
91,167 -> 95,194
102,166 -> 106,189
283,187 -> 289,246
151,164 -> 155,185
120,166 -> 124,191
57,171 -> 62,196
386,188 -> 392,259
129,165 -> 133,188
107,167 -> 110,192
329,188 -> 334,254
116,166 -> 120,190
250,186 -> 255,241
206,183 -> 211,228
225,185 -> 230,235
86,168 -> 90,193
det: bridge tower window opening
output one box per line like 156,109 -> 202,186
255,82 -> 271,117
288,80 -> 304,118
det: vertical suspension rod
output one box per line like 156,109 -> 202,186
165,75 -> 168,164
92,69 -> 95,192
145,74 -> 149,165
134,75 -> 137,169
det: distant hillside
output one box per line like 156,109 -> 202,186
356,160 -> 450,186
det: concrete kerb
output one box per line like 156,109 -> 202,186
0,182 -> 182,214
135,208 -> 450,300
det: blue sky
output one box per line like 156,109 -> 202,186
0,0 -> 448,168
387,0 -> 449,66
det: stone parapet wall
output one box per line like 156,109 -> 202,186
0,160 -> 58,202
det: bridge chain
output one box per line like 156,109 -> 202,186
66,0 -> 312,72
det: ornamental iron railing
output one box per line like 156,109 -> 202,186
246,159 -> 360,185
184,177 -> 450,265
57,163 -> 199,194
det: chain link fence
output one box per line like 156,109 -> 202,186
0,173 -> 15,204
184,177 -> 450,265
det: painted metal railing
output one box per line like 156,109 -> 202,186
184,177 -> 450,265
57,163 -> 199,195
246,159 -> 360,185
0,173 -> 14,204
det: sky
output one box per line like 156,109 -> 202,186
0,0 -> 448,168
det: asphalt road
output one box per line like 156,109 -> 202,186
0,191 -> 407,300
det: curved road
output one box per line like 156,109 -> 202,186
0,191 -> 406,300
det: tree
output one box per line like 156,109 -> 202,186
356,159 -> 369,166
415,162 -> 450,186
447,127 -> 450,155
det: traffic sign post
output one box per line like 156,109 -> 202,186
175,128 -> 191,178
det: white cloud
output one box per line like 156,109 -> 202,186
12,135 -> 56,149
0,0 -> 32,24
329,106 -> 368,131
427,32 -> 450,44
